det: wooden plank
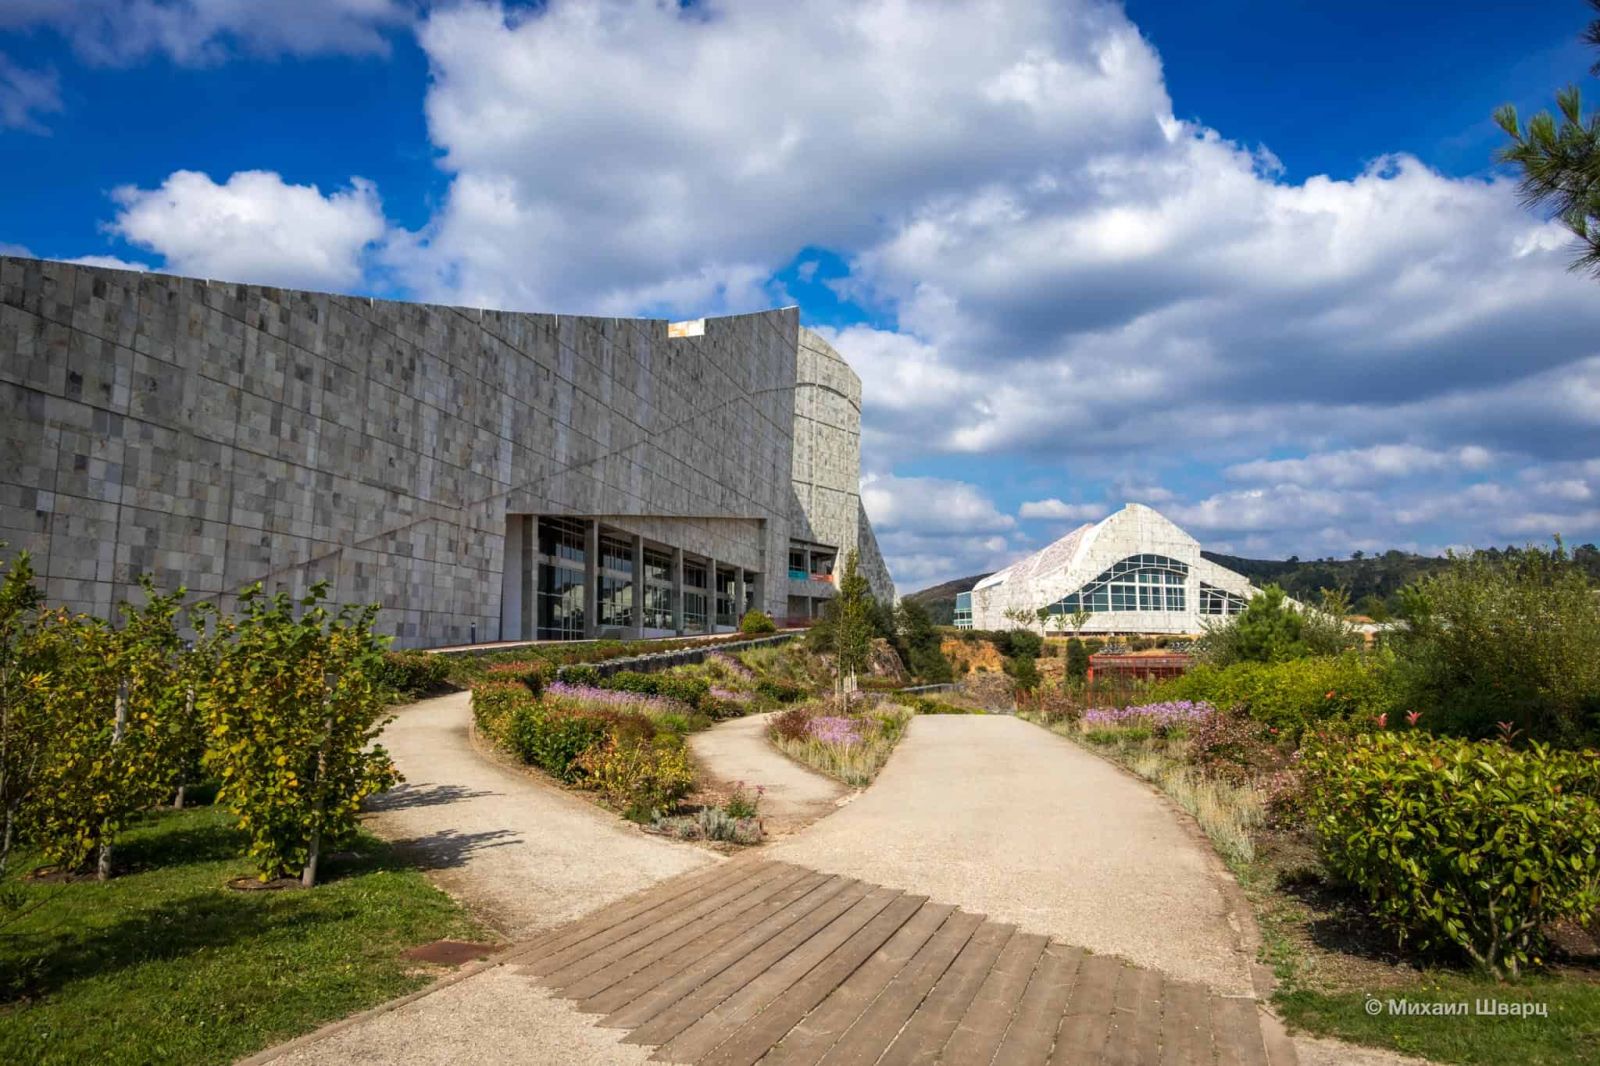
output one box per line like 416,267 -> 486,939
869,921 -> 1015,1066
516,860 -> 764,969
616,878 -> 869,1042
560,866 -> 818,1003
540,862 -> 802,989
939,932 -> 1049,1065
696,899 -> 950,1066
1212,996 -> 1270,1066
1099,965 -> 1161,1066
1040,951 -> 1118,1066
764,908 -> 978,1066
1159,980 -> 1213,1066
994,943 -> 1083,1066
652,887 -> 915,1064
525,862 -> 777,977
578,871 -> 833,1016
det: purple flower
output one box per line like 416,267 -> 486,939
1081,700 -> 1216,729
808,715 -> 865,746
544,682 -> 682,716
710,686 -> 753,703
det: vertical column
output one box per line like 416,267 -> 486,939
752,571 -> 765,621
706,556 -> 718,632
671,547 -> 685,636
631,533 -> 646,639
583,519 -> 599,639
735,568 -> 747,627
520,514 -> 534,641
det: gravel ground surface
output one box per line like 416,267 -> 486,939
362,690 -> 713,938
687,711 -> 847,835
260,967 -> 654,1066
766,713 -> 1257,995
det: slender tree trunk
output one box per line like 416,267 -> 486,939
98,680 -> 128,881
172,685 -> 195,809
301,711 -> 333,889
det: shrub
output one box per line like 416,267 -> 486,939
559,664 -> 601,687
1198,585 -> 1357,666
577,735 -> 694,821
507,703 -> 619,782
1150,651 -> 1397,739
1390,542 -> 1600,743
1187,705 -> 1285,784
1065,638 -> 1089,681
374,650 -> 452,697
739,610 -> 778,635
724,781 -> 762,820
770,705 -> 814,742
1301,731 -> 1600,977
483,658 -> 552,694
1004,653 -> 1040,692
996,629 -> 1043,659
200,583 -> 399,885
471,681 -> 536,748
756,679 -> 806,703
653,806 -> 762,844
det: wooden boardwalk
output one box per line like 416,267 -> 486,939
511,860 -> 1296,1066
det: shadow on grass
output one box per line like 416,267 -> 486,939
113,816 -> 245,873
0,889 -> 347,1002
1277,867 -> 1438,971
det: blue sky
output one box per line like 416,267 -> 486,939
3,1 -> 1598,590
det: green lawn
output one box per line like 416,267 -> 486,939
0,806 -> 488,1066
1278,975 -> 1600,1065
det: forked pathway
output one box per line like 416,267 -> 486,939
688,712 -> 848,835
764,715 -> 1257,996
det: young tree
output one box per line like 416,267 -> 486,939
1069,608 -> 1093,638
29,583 -> 191,879
1494,3 -> 1600,277
896,598 -> 952,683
201,583 -> 400,885
828,552 -> 875,696
0,552 -> 45,876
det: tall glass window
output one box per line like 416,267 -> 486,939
642,547 -> 674,630
953,591 -> 973,629
597,534 -> 635,630
536,517 -> 587,640
1050,554 -> 1189,614
682,560 -> 708,633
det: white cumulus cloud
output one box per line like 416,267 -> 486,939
108,170 -> 387,290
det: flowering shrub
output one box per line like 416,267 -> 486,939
470,680 -> 535,748
507,703 -> 620,782
543,681 -> 684,719
1082,700 -> 1215,732
770,705 -> 815,742
1186,705 -> 1285,784
808,715 -> 865,746
1149,651 -> 1396,738
1301,730 -> 1600,977
484,659 -> 552,694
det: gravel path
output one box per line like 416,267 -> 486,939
362,690 -> 713,938
687,712 -> 847,835
766,713 -> 1257,995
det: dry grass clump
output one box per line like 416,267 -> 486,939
766,699 -> 912,787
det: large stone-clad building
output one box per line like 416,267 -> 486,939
0,256 -> 893,647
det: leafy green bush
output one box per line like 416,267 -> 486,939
1065,638 -> 1090,681
483,658 -> 551,694
1302,731 -> 1600,977
739,610 -> 777,635
374,650 -> 452,697
559,664 -> 601,686
200,583 -> 399,885
1004,653 -> 1040,692
1198,585 -> 1357,666
756,678 -> 806,703
996,629 -> 1043,659
1150,651 -> 1397,739
576,735 -> 694,821
469,681 -> 534,748
1390,542 -> 1600,743
507,704 -> 621,782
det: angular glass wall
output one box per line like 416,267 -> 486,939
536,517 -> 587,640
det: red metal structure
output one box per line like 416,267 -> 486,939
1086,652 -> 1194,683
